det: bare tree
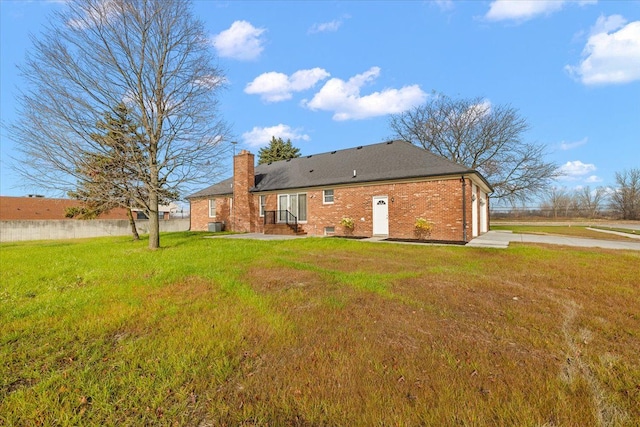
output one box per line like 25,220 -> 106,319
610,168 -> 640,220
9,0 -> 229,249
576,186 -> 607,219
389,94 -> 558,203
543,187 -> 572,219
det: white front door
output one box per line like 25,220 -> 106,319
372,196 -> 389,235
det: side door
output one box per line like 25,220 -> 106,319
372,196 -> 389,235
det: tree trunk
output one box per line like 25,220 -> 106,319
148,129 -> 161,249
148,189 -> 160,249
126,208 -> 140,240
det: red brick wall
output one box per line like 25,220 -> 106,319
190,177 -> 486,241
299,179 -> 467,241
0,197 -> 129,220
189,196 -> 232,231
251,178 -> 472,241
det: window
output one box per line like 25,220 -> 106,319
208,199 -> 216,218
323,189 -> 334,204
324,226 -> 335,235
298,194 -> 307,221
259,195 -> 266,217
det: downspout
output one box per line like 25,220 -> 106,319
487,197 -> 491,231
461,176 -> 467,242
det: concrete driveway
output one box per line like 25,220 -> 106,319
205,230 -> 640,250
599,223 -> 640,231
467,230 -> 640,250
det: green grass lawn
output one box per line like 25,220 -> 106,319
1,233 -> 639,426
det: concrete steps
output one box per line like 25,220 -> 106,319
264,223 -> 307,236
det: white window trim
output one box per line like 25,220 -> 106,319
208,199 -> 216,218
323,189 -> 334,205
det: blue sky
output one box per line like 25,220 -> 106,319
1,0 -> 639,201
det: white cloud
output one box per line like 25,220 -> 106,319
308,16 -> 349,34
212,21 -> 266,61
303,67 -> 427,121
560,137 -> 588,150
589,14 -> 627,35
245,68 -> 330,102
195,74 -> 226,89
433,0 -> 455,12
67,0 -> 119,30
566,16 -> 640,85
585,175 -> 603,183
460,100 -> 492,122
559,160 -> 597,179
485,0 -> 564,22
485,0 -> 596,23
241,124 -> 310,148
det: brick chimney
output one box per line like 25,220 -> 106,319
232,149 -> 255,232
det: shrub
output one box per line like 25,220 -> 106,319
340,217 -> 355,229
414,217 -> 433,239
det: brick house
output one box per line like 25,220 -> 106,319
187,140 -> 492,242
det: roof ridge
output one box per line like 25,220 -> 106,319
262,139 -> 407,166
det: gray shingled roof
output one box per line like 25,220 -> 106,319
187,177 -> 233,199
187,140 -> 492,198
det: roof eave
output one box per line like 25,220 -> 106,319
250,171 -> 483,193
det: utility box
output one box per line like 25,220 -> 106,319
208,222 -> 223,232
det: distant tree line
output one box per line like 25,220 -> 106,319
491,168 -> 640,220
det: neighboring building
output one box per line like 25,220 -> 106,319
0,196 -> 129,220
187,140 -> 492,242
0,196 -> 183,222
131,203 -> 181,221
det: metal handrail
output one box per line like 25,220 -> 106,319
264,210 -> 297,227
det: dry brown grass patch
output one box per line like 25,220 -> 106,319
3,235 -> 638,426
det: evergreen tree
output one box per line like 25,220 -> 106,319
68,104 -> 147,240
257,137 -> 301,165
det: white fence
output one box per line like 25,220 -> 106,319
0,219 -> 190,242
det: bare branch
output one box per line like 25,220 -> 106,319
610,168 -> 640,220
8,0 -> 230,248
389,94 -> 559,203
